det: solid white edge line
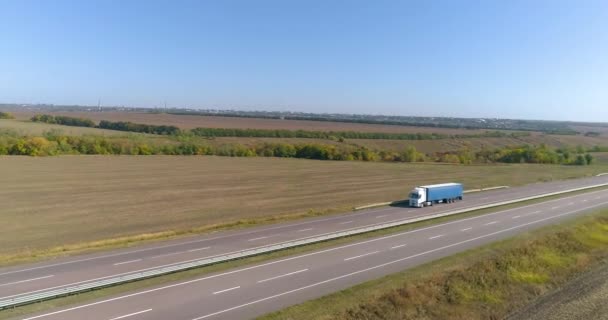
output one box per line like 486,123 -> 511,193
21,200 -> 608,320
108,308 -> 152,320
190,201 -> 608,320
112,259 -> 141,266
0,275 -> 54,288
212,286 -> 240,295
257,269 -> 309,284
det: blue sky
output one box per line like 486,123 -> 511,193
1,0 -> 607,121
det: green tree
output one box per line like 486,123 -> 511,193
0,112 -> 15,119
573,154 -> 587,165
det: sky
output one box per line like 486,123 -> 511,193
1,0 -> 607,121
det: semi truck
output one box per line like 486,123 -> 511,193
409,183 -> 463,208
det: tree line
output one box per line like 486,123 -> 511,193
97,120 -> 181,135
166,110 -> 580,134
31,114 -> 95,127
29,114 -> 533,141
0,130 -> 594,165
31,115 -> 180,135
190,127 -> 451,140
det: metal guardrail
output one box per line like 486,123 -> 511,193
2,182 -> 608,310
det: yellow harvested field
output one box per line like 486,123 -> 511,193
1,155 -> 606,256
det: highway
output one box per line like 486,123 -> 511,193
15,183 -> 608,319
0,176 -> 607,308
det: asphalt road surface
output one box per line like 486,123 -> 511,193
15,183 -> 608,320
1,176 -> 607,303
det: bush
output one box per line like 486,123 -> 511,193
31,114 -> 95,127
0,112 -> 15,119
98,120 -> 181,135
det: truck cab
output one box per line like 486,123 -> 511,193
409,187 -> 426,208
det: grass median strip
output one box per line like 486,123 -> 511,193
258,209 -> 608,320
2,187 -> 607,319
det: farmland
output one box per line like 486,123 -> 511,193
351,134 -> 608,153
1,155 -> 607,264
8,110 -> 514,135
3,116 -> 608,158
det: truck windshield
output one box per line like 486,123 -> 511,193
409,193 -> 420,199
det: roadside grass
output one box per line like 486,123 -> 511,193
258,210 -> 608,320
1,189 -> 605,319
1,155 -> 608,265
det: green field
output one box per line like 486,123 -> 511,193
1,155 -> 607,263
259,210 -> 608,320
